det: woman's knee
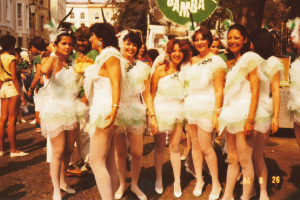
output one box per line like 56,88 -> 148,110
116,148 -> 127,159
169,143 -> 180,154
130,150 -> 142,161
155,142 -> 165,154
239,156 -> 252,169
227,153 -> 239,165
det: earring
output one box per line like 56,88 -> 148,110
97,41 -> 102,47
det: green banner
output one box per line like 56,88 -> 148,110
156,0 -> 219,25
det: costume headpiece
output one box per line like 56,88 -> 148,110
44,8 -> 75,43
287,17 -> 300,46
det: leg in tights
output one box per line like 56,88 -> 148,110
60,126 -> 78,189
107,134 -> 118,197
236,131 -> 256,200
127,126 -> 145,197
294,122 -> 300,153
198,126 -> 221,196
89,125 -> 117,200
50,131 -> 66,200
168,124 -> 183,194
115,133 -> 128,198
188,124 -> 205,192
222,131 -> 240,200
252,131 -> 269,200
154,132 -> 166,192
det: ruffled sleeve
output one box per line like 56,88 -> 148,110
127,60 -> 151,96
83,47 -> 129,103
224,52 -> 264,106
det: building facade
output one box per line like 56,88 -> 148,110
0,0 -> 52,49
66,0 -> 115,28
50,0 -> 66,22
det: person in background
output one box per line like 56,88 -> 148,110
137,42 -> 152,66
284,41 -> 299,63
69,26 -> 99,174
27,37 -> 47,132
147,49 -> 159,67
210,36 -> 222,55
0,35 -> 27,157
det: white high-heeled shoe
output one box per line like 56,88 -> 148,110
209,187 -> 222,200
155,180 -> 163,194
60,186 -> 75,194
193,181 -> 205,197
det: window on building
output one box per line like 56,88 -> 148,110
95,12 -> 99,20
18,37 -> 22,47
17,3 -> 22,26
41,16 -> 44,33
80,12 -> 85,19
81,23 -> 85,27
40,0 -> 43,6
70,12 -> 74,19
105,12 -> 110,21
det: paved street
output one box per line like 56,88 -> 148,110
0,112 -> 300,200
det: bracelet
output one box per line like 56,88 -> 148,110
151,115 -> 156,118
246,120 -> 254,124
50,52 -> 57,57
112,104 -> 119,108
29,87 -> 34,91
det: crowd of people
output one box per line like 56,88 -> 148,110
1,16 -> 300,200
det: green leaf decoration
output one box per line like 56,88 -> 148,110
290,20 -> 295,30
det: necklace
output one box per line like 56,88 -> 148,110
126,61 -> 136,72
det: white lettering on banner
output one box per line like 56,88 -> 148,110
167,0 -> 217,18
180,1 -> 191,17
191,0 -> 198,13
198,0 -> 205,10
172,0 -> 180,12
167,0 -> 174,7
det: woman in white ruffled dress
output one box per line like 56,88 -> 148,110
184,26 -> 225,200
40,31 -> 87,200
219,24 -> 270,200
114,30 -> 157,200
151,39 -> 190,198
288,18 -> 300,156
84,23 -> 129,200
248,28 -> 284,200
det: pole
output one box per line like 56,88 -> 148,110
32,14 -> 35,38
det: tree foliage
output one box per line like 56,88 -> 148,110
108,0 -> 149,37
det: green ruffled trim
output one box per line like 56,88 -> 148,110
224,57 -> 263,96
125,118 -> 145,126
91,115 -> 126,129
219,115 -> 270,131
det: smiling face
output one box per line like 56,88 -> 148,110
227,29 -> 247,56
210,40 -> 220,55
193,33 -> 209,54
170,43 -> 184,65
56,36 -> 73,56
123,39 -> 137,59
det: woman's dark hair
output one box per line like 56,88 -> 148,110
147,49 -> 159,63
123,31 -> 142,57
192,26 -> 213,48
165,39 -> 190,71
226,24 -> 250,59
29,36 -> 46,51
55,31 -> 76,46
250,28 -> 274,59
90,23 -> 119,49
139,43 -> 148,58
0,35 -> 16,52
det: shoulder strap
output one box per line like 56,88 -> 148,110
0,55 -> 12,76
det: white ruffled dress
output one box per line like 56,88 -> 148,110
219,52 -> 270,134
84,47 -> 129,136
258,56 -> 285,118
184,56 -> 227,133
154,70 -> 185,134
120,60 -> 151,134
288,59 -> 300,124
34,77 -> 50,112
40,65 -> 88,138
